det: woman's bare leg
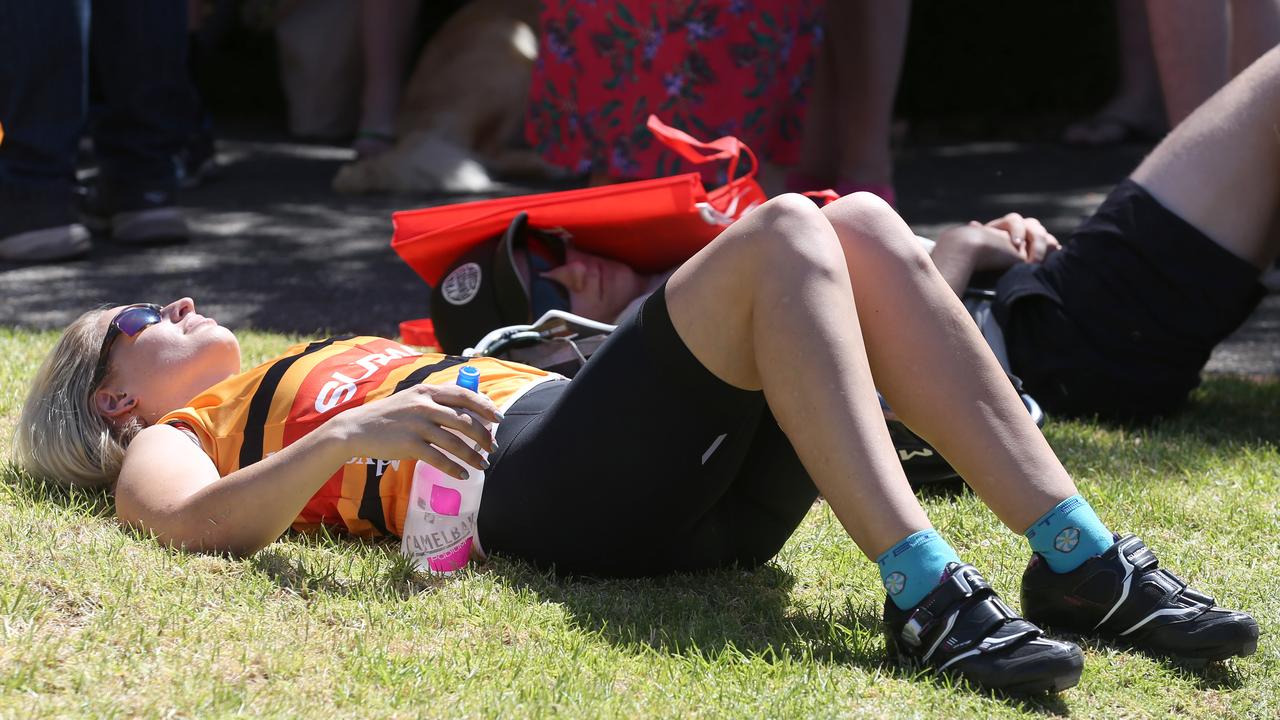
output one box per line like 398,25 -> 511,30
665,195 -> 929,559
1131,44 -> 1280,268
664,193 -> 1080,558
820,193 -> 1078,534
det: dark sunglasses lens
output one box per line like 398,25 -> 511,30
115,306 -> 162,336
530,276 -> 570,316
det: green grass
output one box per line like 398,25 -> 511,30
1,326 -> 1277,719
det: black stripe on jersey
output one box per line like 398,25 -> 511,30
237,336 -> 349,468
358,355 -> 467,536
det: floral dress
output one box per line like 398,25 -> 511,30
526,0 -> 823,181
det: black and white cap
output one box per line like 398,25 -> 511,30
430,212 -> 566,353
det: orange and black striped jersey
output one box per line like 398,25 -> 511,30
158,336 -> 555,538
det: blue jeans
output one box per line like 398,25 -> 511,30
0,0 -> 192,221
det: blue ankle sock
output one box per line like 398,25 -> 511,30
877,529 -> 962,610
1024,494 -> 1115,573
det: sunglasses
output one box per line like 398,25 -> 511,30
524,236 -> 570,317
91,303 -> 163,389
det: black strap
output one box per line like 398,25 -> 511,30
237,337 -> 347,468
356,355 -> 467,535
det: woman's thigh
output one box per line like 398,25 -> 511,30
479,286 -> 817,577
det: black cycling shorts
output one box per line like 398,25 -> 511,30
993,179 -> 1265,420
477,284 -> 819,578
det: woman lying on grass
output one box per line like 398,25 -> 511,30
14,183 -> 1259,696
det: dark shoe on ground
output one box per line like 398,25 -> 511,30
80,183 -> 189,245
0,223 -> 91,261
1021,534 -> 1260,663
884,563 -> 1084,695
0,187 -> 92,261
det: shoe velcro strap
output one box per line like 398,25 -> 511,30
914,565 -> 991,618
937,595 -> 1023,656
1180,583 -> 1215,607
1117,535 -> 1158,572
901,565 -> 1010,654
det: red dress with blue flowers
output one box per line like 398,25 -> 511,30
526,0 -> 822,181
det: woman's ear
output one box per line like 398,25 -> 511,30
94,387 -> 137,419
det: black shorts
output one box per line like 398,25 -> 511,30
477,285 -> 818,578
993,179 -> 1265,419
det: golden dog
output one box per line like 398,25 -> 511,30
332,0 -> 556,194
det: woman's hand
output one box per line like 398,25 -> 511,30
983,213 -> 1060,264
936,221 -> 1026,273
326,384 -> 502,479
931,213 -> 1060,296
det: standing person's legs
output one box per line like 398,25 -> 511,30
355,0 -> 420,158
791,0 -> 909,205
1228,0 -> 1280,76
830,0 -> 910,203
1063,0 -> 1166,145
1130,44 -> 1280,268
1145,0 -> 1230,126
85,0 -> 193,244
0,0 -> 92,260
89,0 -> 191,192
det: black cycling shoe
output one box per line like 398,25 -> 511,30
1021,534 -> 1260,663
884,563 -> 1084,695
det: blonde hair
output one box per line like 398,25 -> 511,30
13,308 -> 143,490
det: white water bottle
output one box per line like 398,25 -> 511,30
400,366 -> 493,574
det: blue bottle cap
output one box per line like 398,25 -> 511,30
456,365 -> 480,392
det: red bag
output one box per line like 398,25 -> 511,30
390,115 -> 767,286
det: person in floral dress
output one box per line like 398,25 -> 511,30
526,0 -> 823,183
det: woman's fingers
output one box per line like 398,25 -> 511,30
988,213 -> 1027,246
414,444 -> 471,480
422,424 -> 491,473
429,406 -> 497,453
1024,218 -> 1058,261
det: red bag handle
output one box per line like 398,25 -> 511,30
645,114 -> 759,192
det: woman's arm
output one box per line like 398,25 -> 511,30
928,214 -> 1060,296
114,384 -> 501,555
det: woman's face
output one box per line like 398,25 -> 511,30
532,246 -> 650,322
93,297 -> 241,426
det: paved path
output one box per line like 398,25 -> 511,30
1,128 -> 1275,376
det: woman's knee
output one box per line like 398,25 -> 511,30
741,193 -> 847,274
822,191 -> 933,274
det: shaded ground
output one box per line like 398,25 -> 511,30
0,124 -> 1275,375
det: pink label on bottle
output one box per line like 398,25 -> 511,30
430,484 -> 462,516
427,539 -> 473,573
